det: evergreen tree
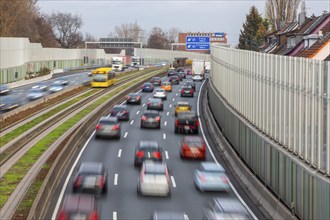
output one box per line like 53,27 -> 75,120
238,6 -> 265,51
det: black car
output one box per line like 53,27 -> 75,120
175,111 -> 199,134
184,81 -> 196,92
180,86 -> 194,97
110,105 -> 130,120
176,72 -> 186,80
169,76 -> 179,85
134,141 -> 163,167
126,93 -> 142,104
167,70 -> 176,77
141,110 -> 161,129
141,82 -> 154,92
147,98 -> 164,111
176,67 -> 185,72
150,77 -> 162,86
72,162 -> 108,195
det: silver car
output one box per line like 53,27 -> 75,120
194,162 -> 230,192
26,88 -> 45,100
95,116 -> 121,139
140,110 -> 161,129
137,161 -> 171,196
153,88 -> 167,100
49,82 -> 64,93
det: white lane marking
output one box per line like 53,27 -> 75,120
148,152 -> 151,158
163,133 -> 166,139
120,100 -> 126,105
165,151 -> 169,159
124,132 -> 128,138
166,112 -> 169,116
142,103 -> 146,107
169,104 -> 172,108
136,110 -> 140,115
171,176 -> 176,188
118,149 -> 122,157
114,174 -> 118,185
130,120 -> 134,125
113,211 -> 117,220
148,97 -> 151,100
52,131 -> 96,219
176,93 -> 178,96
172,98 -> 175,101
197,79 -> 258,220
164,121 -> 167,126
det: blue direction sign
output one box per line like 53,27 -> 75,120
186,36 -> 210,43
186,43 -> 210,50
214,32 -> 225,37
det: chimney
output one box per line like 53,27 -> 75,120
299,12 -> 306,26
318,31 -> 323,38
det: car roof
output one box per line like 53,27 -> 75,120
144,161 -> 166,173
62,194 -> 96,212
153,211 -> 189,220
78,162 -> 104,174
177,111 -> 196,119
144,110 -> 159,114
139,140 -> 159,148
200,162 -> 225,172
155,88 -> 165,91
177,101 -> 190,106
212,197 -> 249,214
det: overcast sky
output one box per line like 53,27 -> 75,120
38,0 -> 329,45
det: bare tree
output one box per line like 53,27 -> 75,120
167,27 -> 181,43
48,12 -> 83,48
147,27 -> 170,49
110,21 -> 144,42
265,0 -> 301,31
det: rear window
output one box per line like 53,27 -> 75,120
99,119 -> 117,125
143,112 -> 159,117
177,112 -> 196,120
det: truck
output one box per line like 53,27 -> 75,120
192,59 -> 205,79
131,56 -> 140,67
112,56 -> 125,71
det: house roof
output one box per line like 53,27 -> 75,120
295,33 -> 330,58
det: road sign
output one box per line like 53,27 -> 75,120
186,36 -> 210,43
214,32 -> 225,37
186,43 -> 210,50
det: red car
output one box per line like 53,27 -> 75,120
180,136 -> 206,160
186,69 -> 192,75
57,194 -> 99,220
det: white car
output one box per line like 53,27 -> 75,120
137,161 -> 171,196
192,74 -> 203,81
153,88 -> 167,100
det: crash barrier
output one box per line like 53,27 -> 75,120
208,81 -> 330,220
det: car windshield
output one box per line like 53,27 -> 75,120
100,119 -> 117,125
155,89 -> 165,92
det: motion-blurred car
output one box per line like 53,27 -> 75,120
110,105 -> 130,121
174,101 -> 192,116
0,97 -> 19,111
175,111 -> 199,134
180,136 -> 206,160
49,81 -> 64,93
57,194 -> 100,220
152,211 -> 189,220
192,74 -> 203,81
137,161 -> 170,196
32,82 -> 48,91
184,81 -> 196,92
26,88 -> 46,100
141,82 -> 154,92
0,84 -> 10,95
147,98 -> 164,111
203,197 -> 251,220
153,88 -> 167,100
169,76 -> 179,85
176,72 -> 186,80
125,93 -> 142,105
140,110 -> 161,129
134,141 -> 163,167
56,77 -> 69,86
167,70 -> 176,77
73,162 -> 108,194
180,86 -> 194,97
194,162 -> 230,192
161,82 -> 172,92
150,77 -> 162,86
95,116 -> 121,139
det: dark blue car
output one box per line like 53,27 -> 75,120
141,82 -> 154,92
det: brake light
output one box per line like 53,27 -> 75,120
190,90 -> 193,94
98,176 -> 104,188
125,96 -> 129,100
175,119 -> 178,126
137,96 -> 140,100
153,152 -> 162,159
196,120 -> 199,126
136,151 -> 144,157
96,124 -> 102,130
155,116 -> 160,121
202,144 -> 206,152
57,211 -> 68,220
89,211 -> 99,220
74,176 -> 82,187
181,90 -> 184,93
110,111 -> 114,115
141,116 -> 147,120
112,125 -> 119,130
183,144 -> 188,150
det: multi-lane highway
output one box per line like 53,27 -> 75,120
46,74 -> 261,220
